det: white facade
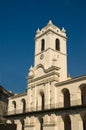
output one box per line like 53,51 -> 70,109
34,20 -> 67,81
6,21 -> 86,130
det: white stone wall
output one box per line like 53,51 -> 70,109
8,77 -> 86,113
7,76 -> 86,130
7,21 -> 86,130
34,20 -> 67,82
6,113 -> 85,130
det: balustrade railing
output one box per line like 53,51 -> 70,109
5,99 -> 85,116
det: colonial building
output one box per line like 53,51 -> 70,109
5,20 -> 86,130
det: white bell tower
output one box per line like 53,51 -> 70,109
34,20 -> 67,81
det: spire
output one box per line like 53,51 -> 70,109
62,27 -> 66,33
36,28 -> 40,34
48,20 -> 53,25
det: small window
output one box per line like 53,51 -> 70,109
41,39 -> 45,51
12,101 -> 16,114
55,39 -> 60,51
80,84 -> 86,105
21,99 -> 26,113
12,101 -> 16,109
62,88 -> 70,107
40,92 -> 45,110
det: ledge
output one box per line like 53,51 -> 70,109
4,104 -> 86,118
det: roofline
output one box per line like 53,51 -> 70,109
35,28 -> 67,40
9,92 -> 27,99
55,75 -> 86,86
0,85 -> 14,96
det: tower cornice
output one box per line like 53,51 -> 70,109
35,27 -> 67,40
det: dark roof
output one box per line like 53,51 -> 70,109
0,85 -> 14,97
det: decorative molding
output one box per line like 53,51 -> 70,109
28,76 -> 59,89
55,75 -> 86,87
43,123 -> 56,127
35,48 -> 66,57
35,64 -> 60,72
35,27 -> 66,40
28,73 -> 59,87
24,124 -> 35,127
27,64 -> 60,81
9,92 -> 27,99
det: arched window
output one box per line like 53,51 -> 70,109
55,38 -> 60,51
21,99 -> 26,113
12,101 -> 16,114
62,88 -> 70,107
83,119 -> 86,130
40,92 -> 45,110
63,115 -> 71,130
21,120 -> 24,130
81,113 -> 86,130
39,118 -> 43,130
41,39 -> 45,51
80,84 -> 86,105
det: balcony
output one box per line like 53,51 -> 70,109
4,99 -> 86,116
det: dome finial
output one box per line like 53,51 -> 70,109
36,28 -> 40,34
48,20 -> 53,25
62,27 -> 66,33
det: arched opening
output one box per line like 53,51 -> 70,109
20,120 -> 24,130
12,101 -> 16,114
80,84 -> 86,105
40,92 -> 45,110
55,38 -> 60,51
39,118 -> 43,130
83,119 -> 86,130
63,115 -> 71,130
21,99 -> 26,113
41,39 -> 45,51
81,113 -> 86,130
62,88 -> 70,107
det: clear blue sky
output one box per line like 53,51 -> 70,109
0,0 -> 86,93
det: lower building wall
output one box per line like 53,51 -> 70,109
24,125 -> 35,130
7,111 -> 86,130
43,124 -> 57,130
24,124 -> 57,130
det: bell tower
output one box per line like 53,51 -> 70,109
34,20 -> 67,81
